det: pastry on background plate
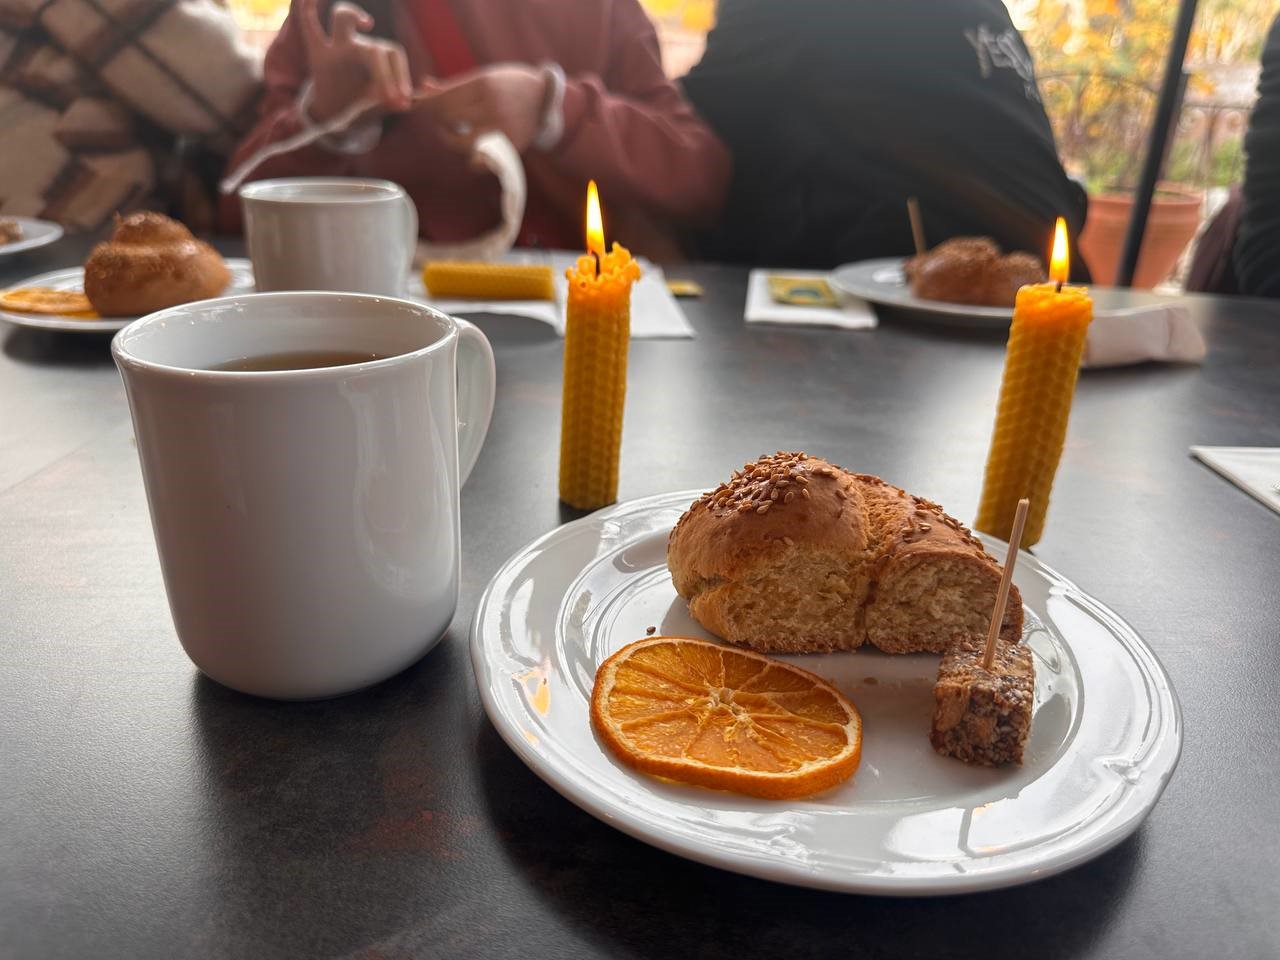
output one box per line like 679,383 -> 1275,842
667,452 -> 1023,655
84,212 -> 230,317
0,218 -> 23,245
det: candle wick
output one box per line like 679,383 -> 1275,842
1055,280 -> 1063,293
592,251 -> 600,278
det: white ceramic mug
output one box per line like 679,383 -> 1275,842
112,292 -> 496,699
240,178 -> 418,295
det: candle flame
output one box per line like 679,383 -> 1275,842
1049,216 -> 1069,285
586,180 -> 605,258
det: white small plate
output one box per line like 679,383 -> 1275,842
0,217 -> 64,257
471,491 -> 1182,895
830,258 -> 1165,330
0,260 -> 255,333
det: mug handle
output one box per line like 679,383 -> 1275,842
399,189 -> 419,277
453,318 -> 496,485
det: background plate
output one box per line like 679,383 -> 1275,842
831,257 -> 1169,330
471,491 -> 1182,895
0,260 -> 255,333
0,217 -> 63,257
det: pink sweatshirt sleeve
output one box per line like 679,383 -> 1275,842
552,0 -> 730,225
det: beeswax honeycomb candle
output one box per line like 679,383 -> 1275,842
558,243 -> 641,509
975,282 -> 1092,546
422,262 -> 554,301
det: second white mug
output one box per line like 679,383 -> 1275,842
240,177 -> 418,296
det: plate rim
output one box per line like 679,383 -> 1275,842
470,490 -> 1184,896
0,216 -> 64,257
829,257 -> 1014,325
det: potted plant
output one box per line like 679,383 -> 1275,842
1078,182 -> 1204,288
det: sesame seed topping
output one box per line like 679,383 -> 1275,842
694,451 -> 835,517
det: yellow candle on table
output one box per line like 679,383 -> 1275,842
975,218 -> 1092,546
422,261 -> 555,300
559,180 -> 641,510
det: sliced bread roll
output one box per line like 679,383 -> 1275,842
667,452 -> 1023,654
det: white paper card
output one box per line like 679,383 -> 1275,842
1190,446 -> 1280,517
1084,304 -> 1206,368
743,269 -> 877,330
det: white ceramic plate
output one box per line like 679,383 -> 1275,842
471,491 -> 1182,896
0,217 -> 64,257
0,260 -> 255,333
830,258 -> 1165,331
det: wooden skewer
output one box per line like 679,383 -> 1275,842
982,497 -> 1029,670
907,197 -> 926,257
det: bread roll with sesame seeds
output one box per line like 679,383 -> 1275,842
667,452 -> 1023,655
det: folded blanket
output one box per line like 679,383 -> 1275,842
0,0 -> 261,229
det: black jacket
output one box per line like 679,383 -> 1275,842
1235,15 -> 1280,297
682,0 -> 1089,275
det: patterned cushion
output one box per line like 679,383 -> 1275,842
34,0 -> 260,142
0,81 -> 153,228
0,1 -> 261,230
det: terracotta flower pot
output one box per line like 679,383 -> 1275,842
1078,186 -> 1203,288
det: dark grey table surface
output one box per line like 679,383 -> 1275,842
1,236 -> 1278,960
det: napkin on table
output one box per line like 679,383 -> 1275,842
410,251 -> 695,339
743,269 -> 878,330
1082,304 -> 1206,368
1190,446 -> 1280,517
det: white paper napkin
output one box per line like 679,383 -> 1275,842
743,269 -> 878,330
1083,304 -> 1206,368
553,256 -> 693,338
1190,446 -> 1280,517
408,250 -> 695,339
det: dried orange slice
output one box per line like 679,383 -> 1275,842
0,287 -> 97,317
591,636 -> 862,799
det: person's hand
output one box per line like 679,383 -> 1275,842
299,0 -> 412,124
418,64 -> 551,154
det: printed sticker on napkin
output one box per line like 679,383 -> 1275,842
1190,446 -> 1280,517
744,269 -> 877,330
1082,304 -> 1206,368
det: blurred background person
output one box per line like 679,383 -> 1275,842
0,0 -> 259,234
223,0 -> 730,260
681,0 -> 1088,275
1233,15 -> 1280,298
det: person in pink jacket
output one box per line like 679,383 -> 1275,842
222,0 -> 730,260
